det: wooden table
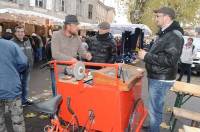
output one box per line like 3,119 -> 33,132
171,81 -> 200,97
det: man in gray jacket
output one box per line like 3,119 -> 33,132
52,15 -> 92,61
51,15 -> 92,96
12,25 -> 34,106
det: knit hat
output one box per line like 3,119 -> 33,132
98,22 -> 110,30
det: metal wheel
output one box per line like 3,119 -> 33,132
127,98 -> 145,132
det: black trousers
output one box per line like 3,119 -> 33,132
177,63 -> 191,83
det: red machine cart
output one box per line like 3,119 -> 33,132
46,60 -> 148,132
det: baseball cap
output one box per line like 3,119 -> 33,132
154,7 -> 175,19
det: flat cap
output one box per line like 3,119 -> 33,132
64,15 -> 79,24
154,7 -> 175,19
98,22 -> 110,30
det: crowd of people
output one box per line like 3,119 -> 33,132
2,27 -> 50,63
0,25 -> 53,131
0,6 -> 197,132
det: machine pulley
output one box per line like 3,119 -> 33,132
64,61 -> 86,80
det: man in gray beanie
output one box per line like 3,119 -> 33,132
87,21 -> 117,63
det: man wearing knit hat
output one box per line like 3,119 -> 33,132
87,21 -> 117,63
138,7 -> 184,132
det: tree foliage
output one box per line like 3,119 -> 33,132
128,0 -> 200,33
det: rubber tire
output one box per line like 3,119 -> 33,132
127,98 -> 145,132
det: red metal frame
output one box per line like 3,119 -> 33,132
50,60 -> 147,132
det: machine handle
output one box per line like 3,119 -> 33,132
67,97 -> 75,115
66,96 -> 80,129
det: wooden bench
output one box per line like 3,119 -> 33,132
179,128 -> 184,132
179,125 -> 200,132
173,107 -> 200,122
169,81 -> 200,131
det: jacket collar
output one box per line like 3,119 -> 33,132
157,21 -> 184,37
96,32 -> 113,41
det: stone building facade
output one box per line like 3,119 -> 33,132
0,0 -> 115,24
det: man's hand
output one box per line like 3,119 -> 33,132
85,52 -> 92,61
138,49 -> 147,60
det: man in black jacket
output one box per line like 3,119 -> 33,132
87,22 -> 117,63
138,7 -> 184,132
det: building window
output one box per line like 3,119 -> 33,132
8,0 -> 17,2
88,4 -> 93,19
61,0 -> 65,11
35,0 -> 44,8
76,0 -> 82,16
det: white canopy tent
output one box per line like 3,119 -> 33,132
0,8 -> 152,35
90,23 -> 152,36
0,8 -> 63,24
0,8 -> 93,28
110,23 -> 152,36
79,22 -> 93,30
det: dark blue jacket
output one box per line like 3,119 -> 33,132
12,37 -> 34,69
0,39 -> 27,99
87,33 -> 117,63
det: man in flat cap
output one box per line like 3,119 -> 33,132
87,21 -> 117,63
51,15 -> 92,96
138,7 -> 184,132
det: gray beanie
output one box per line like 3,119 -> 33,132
98,22 -> 110,30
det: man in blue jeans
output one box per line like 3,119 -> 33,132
138,7 -> 184,132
